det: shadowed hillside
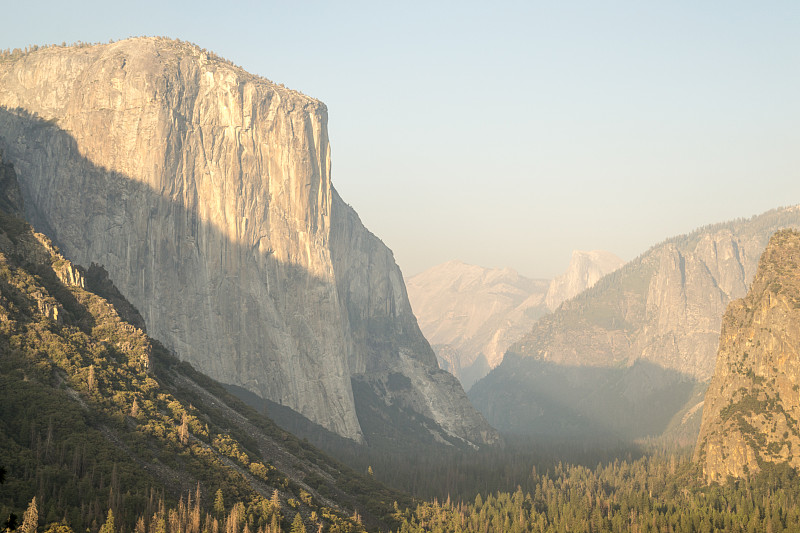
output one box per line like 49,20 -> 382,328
0,153 -> 405,532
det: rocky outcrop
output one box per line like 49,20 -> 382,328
0,38 -> 496,445
544,250 -> 624,311
406,260 -> 549,388
694,229 -> 800,482
470,207 -> 800,440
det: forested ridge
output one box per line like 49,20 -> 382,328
0,200 -> 400,532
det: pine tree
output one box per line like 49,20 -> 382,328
131,398 -> 140,418
290,513 -> 306,533
214,489 -> 225,517
98,510 -> 115,533
179,413 -> 189,445
20,497 -> 38,533
88,365 -> 96,393
270,489 -> 281,511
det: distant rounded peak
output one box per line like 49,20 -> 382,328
407,260 -> 529,293
419,259 -> 484,275
484,265 -> 521,282
442,259 -> 471,268
567,249 -> 625,269
426,260 -> 488,282
419,260 -> 520,280
571,249 -> 622,259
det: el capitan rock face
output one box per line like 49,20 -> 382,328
694,229 -> 800,482
0,38 -> 496,446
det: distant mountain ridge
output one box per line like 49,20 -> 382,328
695,229 -> 800,482
470,206 -> 800,442
407,251 -> 622,389
406,260 -> 549,389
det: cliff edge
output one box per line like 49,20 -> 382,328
0,38 -> 496,446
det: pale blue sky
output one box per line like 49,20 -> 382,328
2,1 -> 799,278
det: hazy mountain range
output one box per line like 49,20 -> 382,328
469,206 -> 800,444
407,251 -> 623,389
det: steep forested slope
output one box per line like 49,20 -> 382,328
0,160 -> 404,532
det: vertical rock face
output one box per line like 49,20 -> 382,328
0,38 -> 496,445
470,208 -> 800,440
506,212 -> 800,379
544,250 -> 624,311
695,230 -> 800,482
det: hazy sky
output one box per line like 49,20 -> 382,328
2,1 -> 799,278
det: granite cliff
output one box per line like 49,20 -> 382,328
407,252 -> 622,389
470,207 -> 800,442
695,229 -> 800,482
544,250 -> 624,311
0,38 -> 496,446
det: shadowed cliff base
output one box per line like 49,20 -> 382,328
225,377 -> 487,458
223,382 -> 651,502
469,354 -> 706,447
0,104 -> 496,448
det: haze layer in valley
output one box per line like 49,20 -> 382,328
469,206 -> 800,445
407,250 -> 623,389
